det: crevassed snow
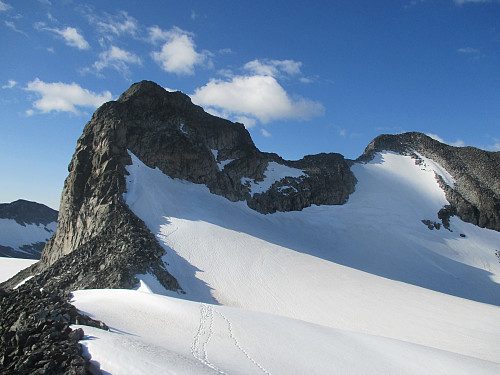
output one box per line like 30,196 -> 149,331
0,257 -> 37,283
241,161 -> 306,196
72,289 -> 500,375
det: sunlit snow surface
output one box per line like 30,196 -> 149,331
0,257 -> 37,283
0,219 -> 56,257
70,151 -> 500,374
240,161 -> 306,197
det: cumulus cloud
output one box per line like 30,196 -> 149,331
92,45 -> 142,75
51,26 -> 90,50
243,59 -> 302,77
35,22 -> 90,50
2,80 -> 17,89
25,78 -> 112,115
427,133 -> 465,147
191,75 -> 324,124
0,1 -> 11,11
150,26 -> 211,75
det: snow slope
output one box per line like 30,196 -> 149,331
0,218 -> 56,258
0,257 -> 37,283
72,289 -> 500,375
70,150 -> 500,374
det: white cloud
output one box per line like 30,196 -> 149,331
488,140 -> 500,151
191,75 -> 324,124
52,26 -> 90,50
25,78 -> 112,115
5,20 -> 27,36
339,128 -> 347,137
234,116 -> 257,129
2,80 -> 17,89
150,26 -> 211,75
243,59 -> 302,77
35,22 -> 90,50
261,129 -> 272,137
92,45 -> 142,75
0,1 -> 11,11
457,47 -> 479,53
427,133 -> 465,147
94,11 -> 139,38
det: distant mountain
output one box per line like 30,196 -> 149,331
0,199 -> 57,259
1,81 -> 500,374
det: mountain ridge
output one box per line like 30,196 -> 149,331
1,80 -> 500,374
3,80 -> 500,293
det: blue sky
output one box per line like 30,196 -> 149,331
1,0 -> 499,209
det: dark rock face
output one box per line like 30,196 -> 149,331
0,284 -> 106,374
0,200 -> 58,226
359,132 -> 500,232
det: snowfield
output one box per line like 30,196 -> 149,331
70,150 -> 500,373
0,218 -> 56,258
66,152 -> 500,374
72,289 -> 500,375
0,257 -> 37,283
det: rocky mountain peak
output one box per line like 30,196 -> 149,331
3,81 -> 499,295
3,81 -> 355,292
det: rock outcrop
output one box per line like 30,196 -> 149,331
359,132 -> 500,232
0,284 -> 105,374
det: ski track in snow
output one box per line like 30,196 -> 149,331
191,304 -> 271,375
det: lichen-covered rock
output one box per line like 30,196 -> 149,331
359,132 -> 500,232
